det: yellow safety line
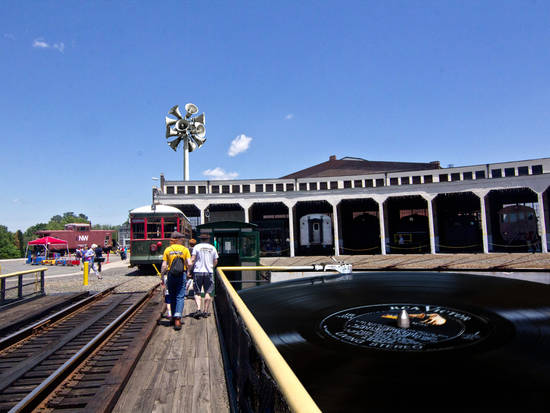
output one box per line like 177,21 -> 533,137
217,266 -> 322,413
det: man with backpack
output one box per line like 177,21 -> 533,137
160,231 -> 192,331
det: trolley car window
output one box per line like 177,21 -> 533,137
147,218 -> 162,239
163,217 -> 178,235
132,220 -> 145,239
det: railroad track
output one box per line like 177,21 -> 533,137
0,286 -> 163,412
0,292 -> 91,341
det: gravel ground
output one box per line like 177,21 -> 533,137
44,271 -> 161,295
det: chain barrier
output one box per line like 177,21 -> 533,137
387,244 -> 429,251
341,246 -> 380,252
259,241 -> 542,256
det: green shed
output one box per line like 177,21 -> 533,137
196,221 -> 260,289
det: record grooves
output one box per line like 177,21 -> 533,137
240,272 -> 550,412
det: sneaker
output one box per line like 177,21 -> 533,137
201,311 -> 211,318
192,311 -> 202,320
174,318 -> 182,330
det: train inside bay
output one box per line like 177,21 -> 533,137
497,204 -> 539,245
299,214 -> 333,253
297,204 -> 540,255
129,205 -> 192,272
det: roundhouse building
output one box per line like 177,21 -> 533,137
153,155 -> 550,257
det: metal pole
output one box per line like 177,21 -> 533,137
40,270 -> 45,295
184,138 -> 189,181
1,278 -> 5,305
18,275 -> 23,298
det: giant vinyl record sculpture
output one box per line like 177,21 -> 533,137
239,272 -> 550,412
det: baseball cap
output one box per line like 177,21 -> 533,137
170,231 -> 184,239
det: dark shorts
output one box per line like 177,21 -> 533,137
194,272 -> 214,295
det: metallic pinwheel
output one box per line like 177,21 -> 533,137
165,103 -> 206,180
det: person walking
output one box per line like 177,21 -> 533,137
75,247 -> 84,269
190,232 -> 218,319
94,244 -> 104,274
161,231 -> 192,331
85,245 -> 101,279
186,239 -> 197,298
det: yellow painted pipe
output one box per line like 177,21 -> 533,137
0,267 -> 48,279
152,263 -> 162,278
83,262 -> 89,286
217,266 -> 322,413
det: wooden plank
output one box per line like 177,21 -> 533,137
146,358 -> 182,412
113,294 -> 230,413
172,385 -> 193,412
113,387 -> 155,413
207,312 -> 230,412
191,356 -> 211,413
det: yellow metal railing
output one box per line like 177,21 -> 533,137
217,266 -> 322,413
0,267 -> 47,304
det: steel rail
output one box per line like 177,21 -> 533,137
0,287 -> 117,352
217,266 -> 322,413
8,287 -> 156,413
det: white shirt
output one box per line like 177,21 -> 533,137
192,243 -> 219,273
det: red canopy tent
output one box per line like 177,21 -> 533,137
26,236 -> 69,258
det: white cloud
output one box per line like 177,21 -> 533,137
285,113 -> 294,120
32,38 -> 65,53
33,39 -> 49,48
228,134 -> 252,157
53,42 -> 65,53
203,167 -> 239,180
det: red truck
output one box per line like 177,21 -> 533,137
36,223 -> 114,252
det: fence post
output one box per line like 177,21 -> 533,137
18,274 -> 23,299
40,270 -> 45,295
1,278 -> 5,305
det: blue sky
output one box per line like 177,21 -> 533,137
1,1 -> 549,232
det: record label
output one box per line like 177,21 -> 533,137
320,304 -> 491,351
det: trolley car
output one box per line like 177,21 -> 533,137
129,205 -> 192,272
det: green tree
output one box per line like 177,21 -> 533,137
15,230 -> 25,257
24,223 -> 47,239
0,225 -> 20,259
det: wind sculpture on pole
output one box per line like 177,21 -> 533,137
165,103 -> 206,181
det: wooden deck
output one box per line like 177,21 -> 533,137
261,252 -> 550,271
113,297 -> 229,413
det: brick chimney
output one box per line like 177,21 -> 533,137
329,155 -> 336,161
